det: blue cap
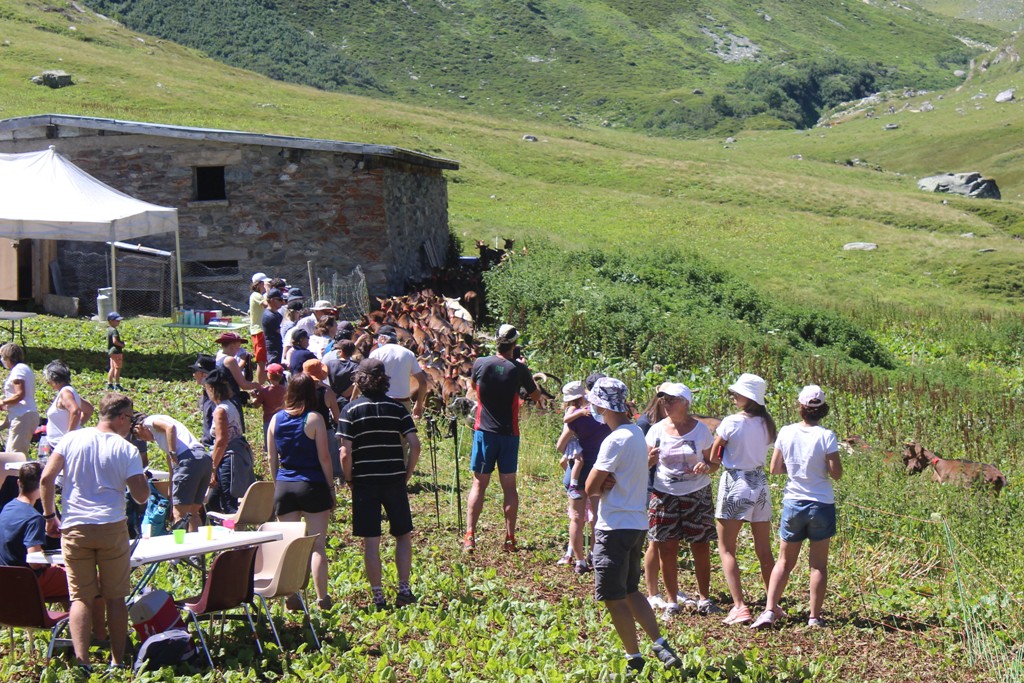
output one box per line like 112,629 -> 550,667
266,288 -> 284,300
107,311 -> 123,321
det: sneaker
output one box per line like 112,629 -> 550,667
652,641 -> 682,668
663,602 -> 681,616
284,594 -> 303,611
567,485 -> 583,500
807,617 -> 827,628
316,596 -> 333,610
574,560 -> 592,574
556,554 -> 572,566
648,594 -> 668,610
677,592 -> 698,608
114,384 -> 124,391
503,535 -> 517,553
723,605 -> 752,625
396,591 -> 418,607
463,532 -> 476,553
372,598 -> 388,611
697,598 -> 724,616
750,609 -> 778,629
626,657 -> 646,675
106,384 -> 115,391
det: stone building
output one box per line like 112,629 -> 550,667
0,114 -> 459,310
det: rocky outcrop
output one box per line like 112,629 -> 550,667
917,172 -> 1000,200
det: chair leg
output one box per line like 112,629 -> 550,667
255,594 -> 283,650
186,610 -> 215,670
45,618 -> 70,662
296,592 -> 321,650
242,604 -> 263,656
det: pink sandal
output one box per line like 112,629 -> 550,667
723,605 -> 751,625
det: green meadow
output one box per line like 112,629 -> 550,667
2,1 -> 1024,680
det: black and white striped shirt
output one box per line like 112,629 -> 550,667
338,394 -> 416,483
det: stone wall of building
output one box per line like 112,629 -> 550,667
1,126 -> 451,308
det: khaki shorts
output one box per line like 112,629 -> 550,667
62,521 -> 131,601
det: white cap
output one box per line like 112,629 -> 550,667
656,382 -> 692,403
798,385 -> 826,407
251,272 -> 269,284
561,380 -> 586,402
728,373 -> 766,406
497,324 -> 519,342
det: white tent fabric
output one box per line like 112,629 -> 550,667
0,146 -> 177,240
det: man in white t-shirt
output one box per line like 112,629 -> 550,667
584,377 -> 682,675
40,393 -> 150,672
368,325 -> 427,419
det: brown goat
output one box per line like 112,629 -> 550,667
903,441 -> 1007,494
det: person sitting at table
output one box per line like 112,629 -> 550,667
0,342 -> 39,457
0,462 -> 109,639
205,369 -> 255,514
40,360 -> 94,457
267,373 -> 335,610
131,414 -> 213,532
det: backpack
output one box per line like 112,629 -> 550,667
133,629 -> 197,673
141,481 -> 170,536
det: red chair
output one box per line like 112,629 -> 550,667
0,565 -> 71,662
174,546 -> 262,669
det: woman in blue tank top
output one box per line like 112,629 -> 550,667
268,373 -> 336,609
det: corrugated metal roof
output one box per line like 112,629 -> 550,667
0,114 -> 460,170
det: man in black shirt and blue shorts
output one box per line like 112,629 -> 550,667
463,325 -> 541,553
339,358 -> 421,610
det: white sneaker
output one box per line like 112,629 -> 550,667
663,602 -> 681,616
678,592 -> 698,608
648,594 -> 668,610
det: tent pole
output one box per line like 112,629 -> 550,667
110,242 -> 118,312
174,225 -> 185,311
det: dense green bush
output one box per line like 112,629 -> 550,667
485,245 -> 893,375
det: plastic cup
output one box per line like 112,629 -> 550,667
173,529 -> 186,544
141,523 -> 152,539
203,525 -> 214,541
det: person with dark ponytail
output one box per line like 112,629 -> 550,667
751,385 -> 841,629
711,373 -> 777,626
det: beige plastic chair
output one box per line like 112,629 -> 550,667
253,535 -> 320,650
253,521 -> 307,580
0,451 -> 27,485
207,481 -> 275,530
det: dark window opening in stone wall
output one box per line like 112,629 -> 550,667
194,166 -> 227,201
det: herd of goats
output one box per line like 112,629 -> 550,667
341,281 -> 1008,497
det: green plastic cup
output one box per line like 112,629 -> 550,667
173,529 -> 186,544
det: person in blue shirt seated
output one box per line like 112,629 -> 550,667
0,462 -> 108,640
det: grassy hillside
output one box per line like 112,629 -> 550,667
914,0 -> 1024,30
81,0 -> 1005,133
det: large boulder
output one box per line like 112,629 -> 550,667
917,172 -> 1000,200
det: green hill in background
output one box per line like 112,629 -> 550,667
914,0 -> 1024,30
82,0 -> 1005,135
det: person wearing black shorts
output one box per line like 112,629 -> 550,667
268,373 -> 336,610
338,358 -> 420,610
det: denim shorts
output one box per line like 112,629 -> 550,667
779,499 -> 837,543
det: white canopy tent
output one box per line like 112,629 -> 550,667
0,146 -> 182,310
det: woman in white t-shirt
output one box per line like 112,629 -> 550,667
0,343 -> 39,455
41,360 -> 94,456
645,382 -> 720,616
751,385 -> 842,630
710,373 -> 777,626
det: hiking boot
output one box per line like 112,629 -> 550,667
567,485 -> 583,500
396,591 -> 418,607
573,560 -> 592,574
503,535 -> 517,552
652,641 -> 682,668
626,657 -> 646,675
463,532 -> 476,553
750,609 -> 778,630
697,598 -> 724,616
